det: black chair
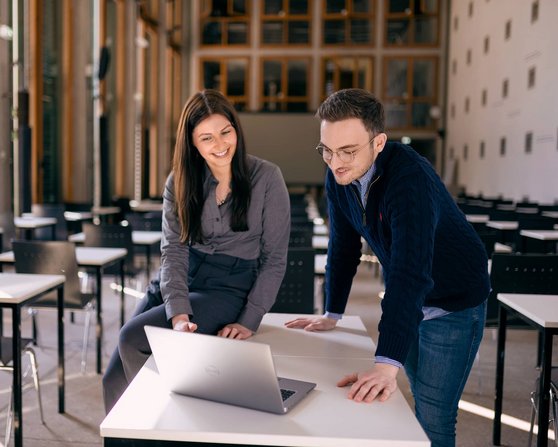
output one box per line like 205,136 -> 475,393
82,223 -> 139,279
528,368 -> 558,447
30,203 -> 68,241
270,247 -> 315,314
12,240 -> 96,373
289,221 -> 314,248
124,212 -> 162,232
477,231 -> 500,259
0,337 -> 44,445
515,216 -> 556,253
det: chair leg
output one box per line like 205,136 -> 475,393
4,385 -> 13,447
81,303 -> 94,374
29,308 -> 38,345
25,347 -> 45,425
529,386 -> 538,447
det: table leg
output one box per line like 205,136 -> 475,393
58,285 -> 65,413
51,224 -> 56,240
120,259 -> 125,328
12,306 -> 23,447
493,304 -> 508,445
96,266 -> 103,374
537,330 -> 552,447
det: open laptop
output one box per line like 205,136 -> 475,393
144,325 -> 316,414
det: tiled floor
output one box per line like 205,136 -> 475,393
0,259 -> 555,446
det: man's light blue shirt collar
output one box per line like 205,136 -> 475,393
352,163 -> 376,206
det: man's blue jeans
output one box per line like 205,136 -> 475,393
404,301 -> 486,447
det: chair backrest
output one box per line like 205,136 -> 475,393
12,240 -> 83,307
82,223 -> 135,272
31,203 -> 68,240
125,212 -> 162,232
270,247 -> 315,314
477,232 -> 499,259
486,253 -> 558,325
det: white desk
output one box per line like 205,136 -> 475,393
14,216 -> 57,240
519,230 -> 558,254
0,273 -> 66,447
496,204 -> 516,211
312,235 -> 329,250
466,214 -> 489,223
101,314 -> 429,447
0,247 -> 127,373
486,221 -> 518,231
63,211 -> 93,222
542,211 -> 558,219
130,200 -> 163,213
313,223 -> 328,235
494,294 -> 558,447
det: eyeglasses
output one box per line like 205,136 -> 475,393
316,136 -> 376,164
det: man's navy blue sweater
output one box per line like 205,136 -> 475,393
324,141 -> 490,364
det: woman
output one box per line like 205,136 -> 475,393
103,90 -> 291,412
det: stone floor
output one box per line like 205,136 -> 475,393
0,258 -> 555,446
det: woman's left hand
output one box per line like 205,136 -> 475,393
218,323 -> 253,340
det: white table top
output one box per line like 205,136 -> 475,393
486,220 -> 518,230
313,223 -> 328,235
101,314 -> 429,446
515,207 -> 539,214
494,242 -> 513,253
542,211 -> 558,219
496,204 -> 516,211
312,235 -> 329,250
130,201 -> 163,212
0,273 -> 65,304
14,216 -> 57,229
466,214 -> 489,223
0,247 -> 127,267
64,211 -> 93,221
519,230 -> 558,240
498,294 -> 558,328
314,253 -> 327,274
252,314 -> 375,359
69,230 -> 162,246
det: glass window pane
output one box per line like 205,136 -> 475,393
388,0 -> 410,13
385,101 -> 408,128
286,102 -> 308,112
263,61 -> 282,96
413,60 -> 435,97
387,19 -> 409,45
326,0 -> 346,14
353,0 -> 370,13
232,101 -> 246,112
227,21 -> 248,44
386,59 -> 408,97
210,0 -> 228,17
289,0 -> 308,14
262,21 -> 284,43
232,0 -> 246,14
423,0 -> 438,13
264,0 -> 282,15
227,60 -> 246,96
202,21 -> 222,44
203,61 -> 221,90
414,17 -> 437,44
350,19 -> 371,43
288,21 -> 310,43
287,60 -> 307,96
412,102 -> 432,127
324,20 -> 345,44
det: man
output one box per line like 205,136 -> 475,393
286,89 -> 489,447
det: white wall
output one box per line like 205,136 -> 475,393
446,0 -> 558,203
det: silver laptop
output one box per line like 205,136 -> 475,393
144,325 -> 316,414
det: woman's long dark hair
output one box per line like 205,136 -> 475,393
173,90 -> 251,243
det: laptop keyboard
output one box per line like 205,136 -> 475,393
280,388 -> 296,401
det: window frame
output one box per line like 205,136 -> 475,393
260,0 -> 312,47
199,0 -> 251,47
384,0 -> 440,47
321,0 -> 376,47
320,55 -> 375,101
199,57 -> 251,110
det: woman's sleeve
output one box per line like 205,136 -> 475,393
159,174 -> 193,320
236,165 -> 290,331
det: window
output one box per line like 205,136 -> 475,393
200,0 -> 250,45
322,56 -> 374,99
480,140 -> 485,159
261,0 -> 311,45
500,137 -> 506,156
322,0 -> 374,45
385,0 -> 439,46
502,79 -> 508,98
466,49 -> 471,65
465,96 -> 470,113
531,0 -> 539,23
261,57 -> 310,112
525,132 -> 533,153
528,66 -> 536,89
505,20 -> 511,40
481,89 -> 487,106
463,144 -> 468,160
383,56 -> 438,129
484,36 -> 489,54
200,58 -> 249,110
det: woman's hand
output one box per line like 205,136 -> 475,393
337,363 -> 399,403
218,323 -> 253,340
284,316 -> 338,331
172,314 -> 198,332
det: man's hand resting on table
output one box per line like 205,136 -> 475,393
218,323 -> 253,340
284,316 -> 338,331
337,363 -> 399,403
